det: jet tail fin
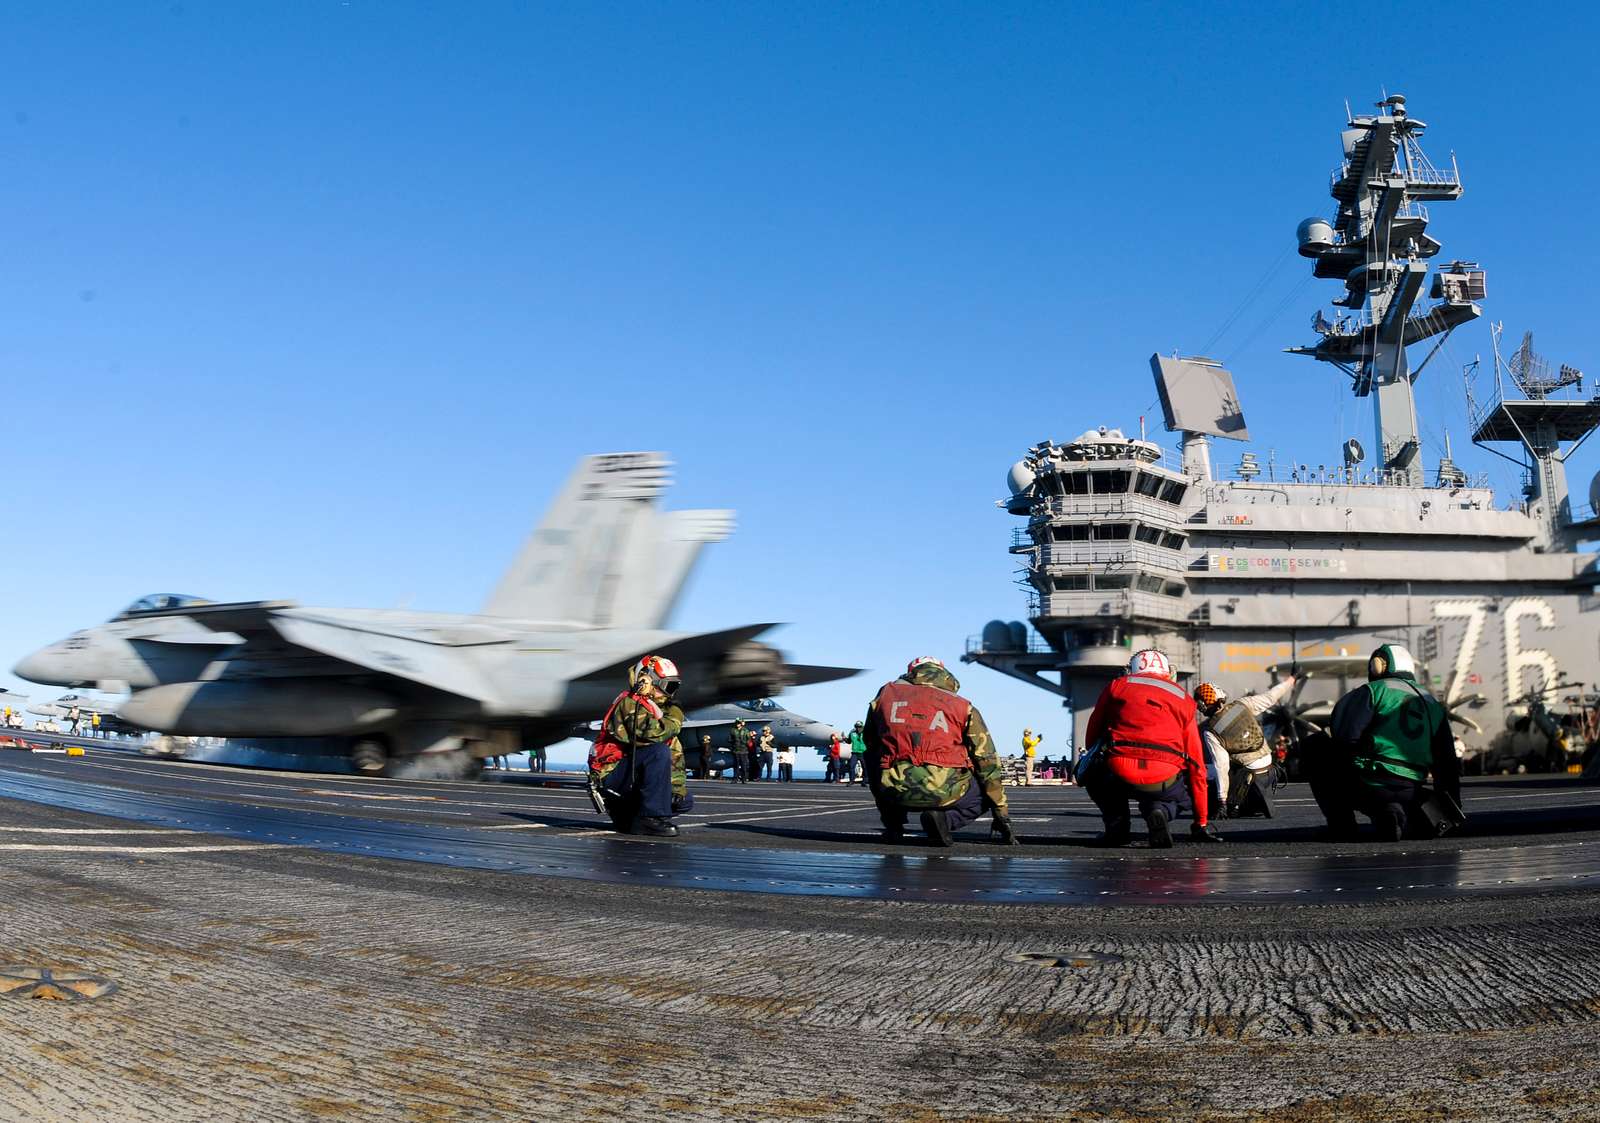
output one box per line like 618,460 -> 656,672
483,453 -> 733,628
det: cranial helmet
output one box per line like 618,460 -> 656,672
1367,644 -> 1417,681
1128,649 -> 1173,680
1194,682 -> 1221,707
633,654 -> 682,696
907,656 -> 946,675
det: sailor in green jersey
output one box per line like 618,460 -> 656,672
1312,643 -> 1462,841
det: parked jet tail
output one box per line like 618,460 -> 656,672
482,453 -> 733,629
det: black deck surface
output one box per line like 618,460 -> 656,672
3,746 -> 1598,905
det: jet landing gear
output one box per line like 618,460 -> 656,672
350,739 -> 389,776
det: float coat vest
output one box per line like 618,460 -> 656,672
1096,675 -> 1195,767
588,692 -> 664,774
1210,700 -> 1265,761
871,681 -> 973,770
1356,678 -> 1444,783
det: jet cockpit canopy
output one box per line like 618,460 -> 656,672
735,698 -> 781,713
114,593 -> 213,620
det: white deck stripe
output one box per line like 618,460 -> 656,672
0,843 -> 295,853
0,827 -> 188,834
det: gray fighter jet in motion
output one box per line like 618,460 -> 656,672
14,453 -> 853,775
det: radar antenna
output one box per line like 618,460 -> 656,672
1507,331 -> 1583,400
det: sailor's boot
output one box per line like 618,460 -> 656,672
1145,807 -> 1173,849
919,810 -> 954,848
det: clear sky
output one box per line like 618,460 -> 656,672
4,1 -> 1598,766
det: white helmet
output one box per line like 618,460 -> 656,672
1127,649 -> 1173,679
632,654 -> 682,696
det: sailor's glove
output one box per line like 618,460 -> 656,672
1190,822 -> 1225,843
991,815 -> 1021,846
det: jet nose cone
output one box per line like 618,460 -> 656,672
13,649 -> 54,685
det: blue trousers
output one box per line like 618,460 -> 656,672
875,774 -> 985,833
1086,770 -> 1194,833
599,742 -> 674,819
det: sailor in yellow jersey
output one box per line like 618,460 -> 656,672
1022,728 -> 1041,785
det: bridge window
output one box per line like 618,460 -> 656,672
1134,472 -> 1165,497
1159,480 -> 1188,504
1134,525 -> 1163,545
1050,524 -> 1090,542
1092,523 -> 1131,540
1052,575 -> 1089,591
1094,574 -> 1132,590
1161,532 -> 1186,550
1163,581 -> 1186,597
1060,472 -> 1090,496
1090,470 -> 1130,494
1136,574 -> 1165,594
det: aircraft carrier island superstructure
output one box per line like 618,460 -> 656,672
969,94 -> 1600,767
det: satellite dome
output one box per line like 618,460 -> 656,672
1297,217 -> 1335,257
980,620 -> 1015,652
1007,460 -> 1036,495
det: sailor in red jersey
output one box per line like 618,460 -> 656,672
1080,648 -> 1222,848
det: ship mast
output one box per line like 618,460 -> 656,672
1288,94 -> 1484,486
1467,323 -> 1600,545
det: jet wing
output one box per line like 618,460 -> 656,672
263,612 -> 509,701
111,601 -> 508,702
783,664 -> 857,687
569,623 -> 778,684
1267,655 -> 1369,679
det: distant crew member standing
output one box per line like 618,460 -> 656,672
848,720 -> 867,783
863,657 -> 1018,847
1081,649 -> 1219,848
776,741 -> 795,782
1021,728 -> 1041,785
699,733 -> 717,779
729,718 -> 749,784
759,725 -> 776,779
1312,644 -> 1462,841
587,656 -> 693,837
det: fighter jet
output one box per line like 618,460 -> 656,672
14,453 -> 853,776
25,692 -> 134,735
602,697 -> 839,774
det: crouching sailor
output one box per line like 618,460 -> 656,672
1081,649 -> 1220,848
1311,644 -> 1462,841
863,656 -> 1018,847
587,655 -> 694,837
1195,676 -> 1295,819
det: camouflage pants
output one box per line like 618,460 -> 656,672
869,764 -> 984,834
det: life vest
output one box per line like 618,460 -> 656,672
587,692 -> 663,773
1209,700 -> 1265,761
1356,677 -> 1444,783
1097,674 -> 1196,769
870,680 -> 973,770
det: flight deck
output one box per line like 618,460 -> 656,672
4,746 -> 1599,905
4,745 -> 1600,1122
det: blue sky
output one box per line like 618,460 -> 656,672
4,2 -> 1598,765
